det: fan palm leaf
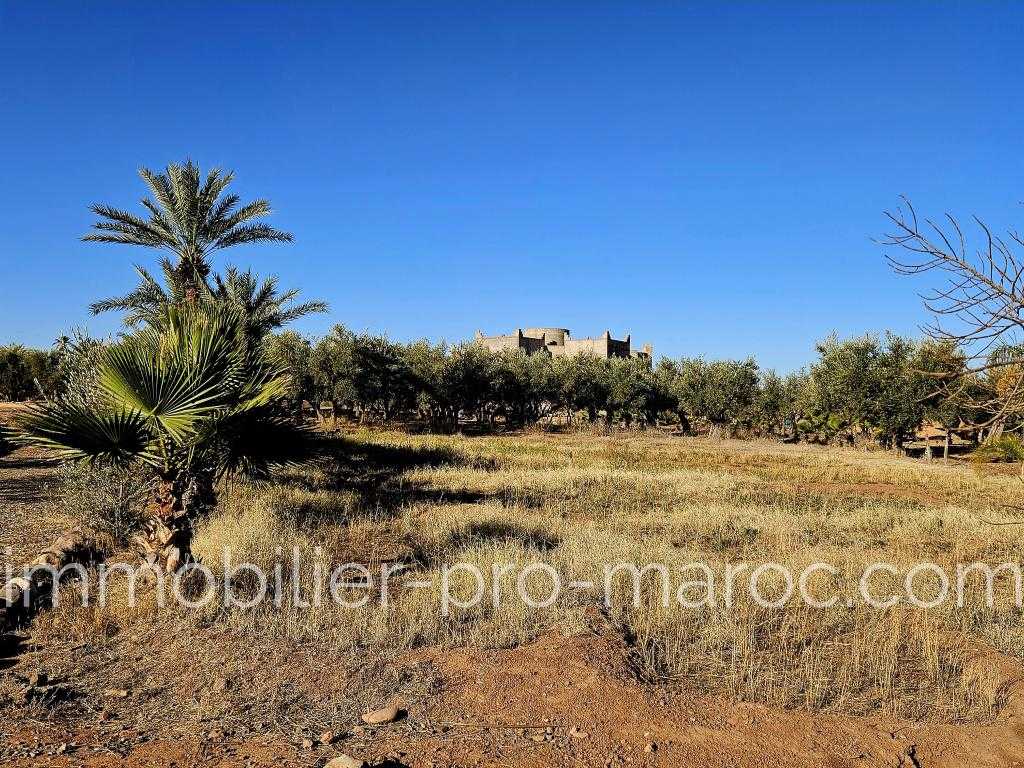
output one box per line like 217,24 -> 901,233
17,403 -> 156,466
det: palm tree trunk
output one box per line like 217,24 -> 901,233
135,474 -> 214,575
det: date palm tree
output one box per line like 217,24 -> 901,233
213,266 -> 328,343
83,159 -> 293,301
90,259 -> 179,328
91,262 -> 328,340
16,303 -> 314,574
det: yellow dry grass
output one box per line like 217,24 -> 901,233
27,429 -> 1024,724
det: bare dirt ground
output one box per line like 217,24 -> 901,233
0,414 -> 75,565
3,614 -> 1024,767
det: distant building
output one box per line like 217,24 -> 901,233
474,327 -> 652,362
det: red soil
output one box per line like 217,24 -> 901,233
4,614 -> 1024,767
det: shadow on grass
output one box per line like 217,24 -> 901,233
267,434 -> 510,524
444,520 -> 561,553
0,473 -> 55,504
404,520 -> 562,568
0,633 -> 28,671
0,449 -> 59,504
0,454 -> 52,471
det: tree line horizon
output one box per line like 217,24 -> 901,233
0,323 -> 1002,448
2,160 -> 1024,457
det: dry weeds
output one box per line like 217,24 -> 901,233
8,428 -> 1024,732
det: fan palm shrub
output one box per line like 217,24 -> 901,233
16,303 -> 314,574
971,435 -> 1024,464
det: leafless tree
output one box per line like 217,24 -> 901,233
881,197 -> 1024,435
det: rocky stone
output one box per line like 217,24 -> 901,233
301,738 -> 314,749
324,755 -> 365,768
319,730 -> 336,745
22,682 -> 72,706
5,576 -> 31,598
213,677 -> 232,692
360,703 -> 402,725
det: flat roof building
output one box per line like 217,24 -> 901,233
474,327 -> 652,361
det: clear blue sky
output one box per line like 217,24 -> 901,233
1,2 -> 1021,372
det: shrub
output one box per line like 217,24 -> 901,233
50,332 -> 107,406
0,344 -> 55,401
971,435 -> 1024,463
49,463 -> 151,546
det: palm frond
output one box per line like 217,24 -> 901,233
89,221 -> 163,241
206,193 -> 241,228
210,266 -> 325,339
214,223 -> 293,249
139,198 -> 176,239
213,199 -> 274,234
200,169 -> 234,212
81,233 -> 158,247
16,401 -> 155,466
87,204 -> 167,238
89,265 -> 178,328
273,287 -> 301,305
252,274 -> 280,309
202,405 -> 317,481
84,203 -> 166,246
276,300 -> 330,325
167,160 -> 202,238
98,306 -> 247,441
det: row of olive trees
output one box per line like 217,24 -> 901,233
263,325 -> 988,444
7,323 -> 1000,448
0,345 -> 58,401
794,334 -> 972,449
0,333 -> 108,403
267,327 -> 677,431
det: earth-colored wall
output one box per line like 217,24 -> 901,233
474,328 -> 650,361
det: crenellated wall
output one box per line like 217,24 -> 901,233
474,327 -> 651,361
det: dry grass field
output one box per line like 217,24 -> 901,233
5,422 -> 1024,766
